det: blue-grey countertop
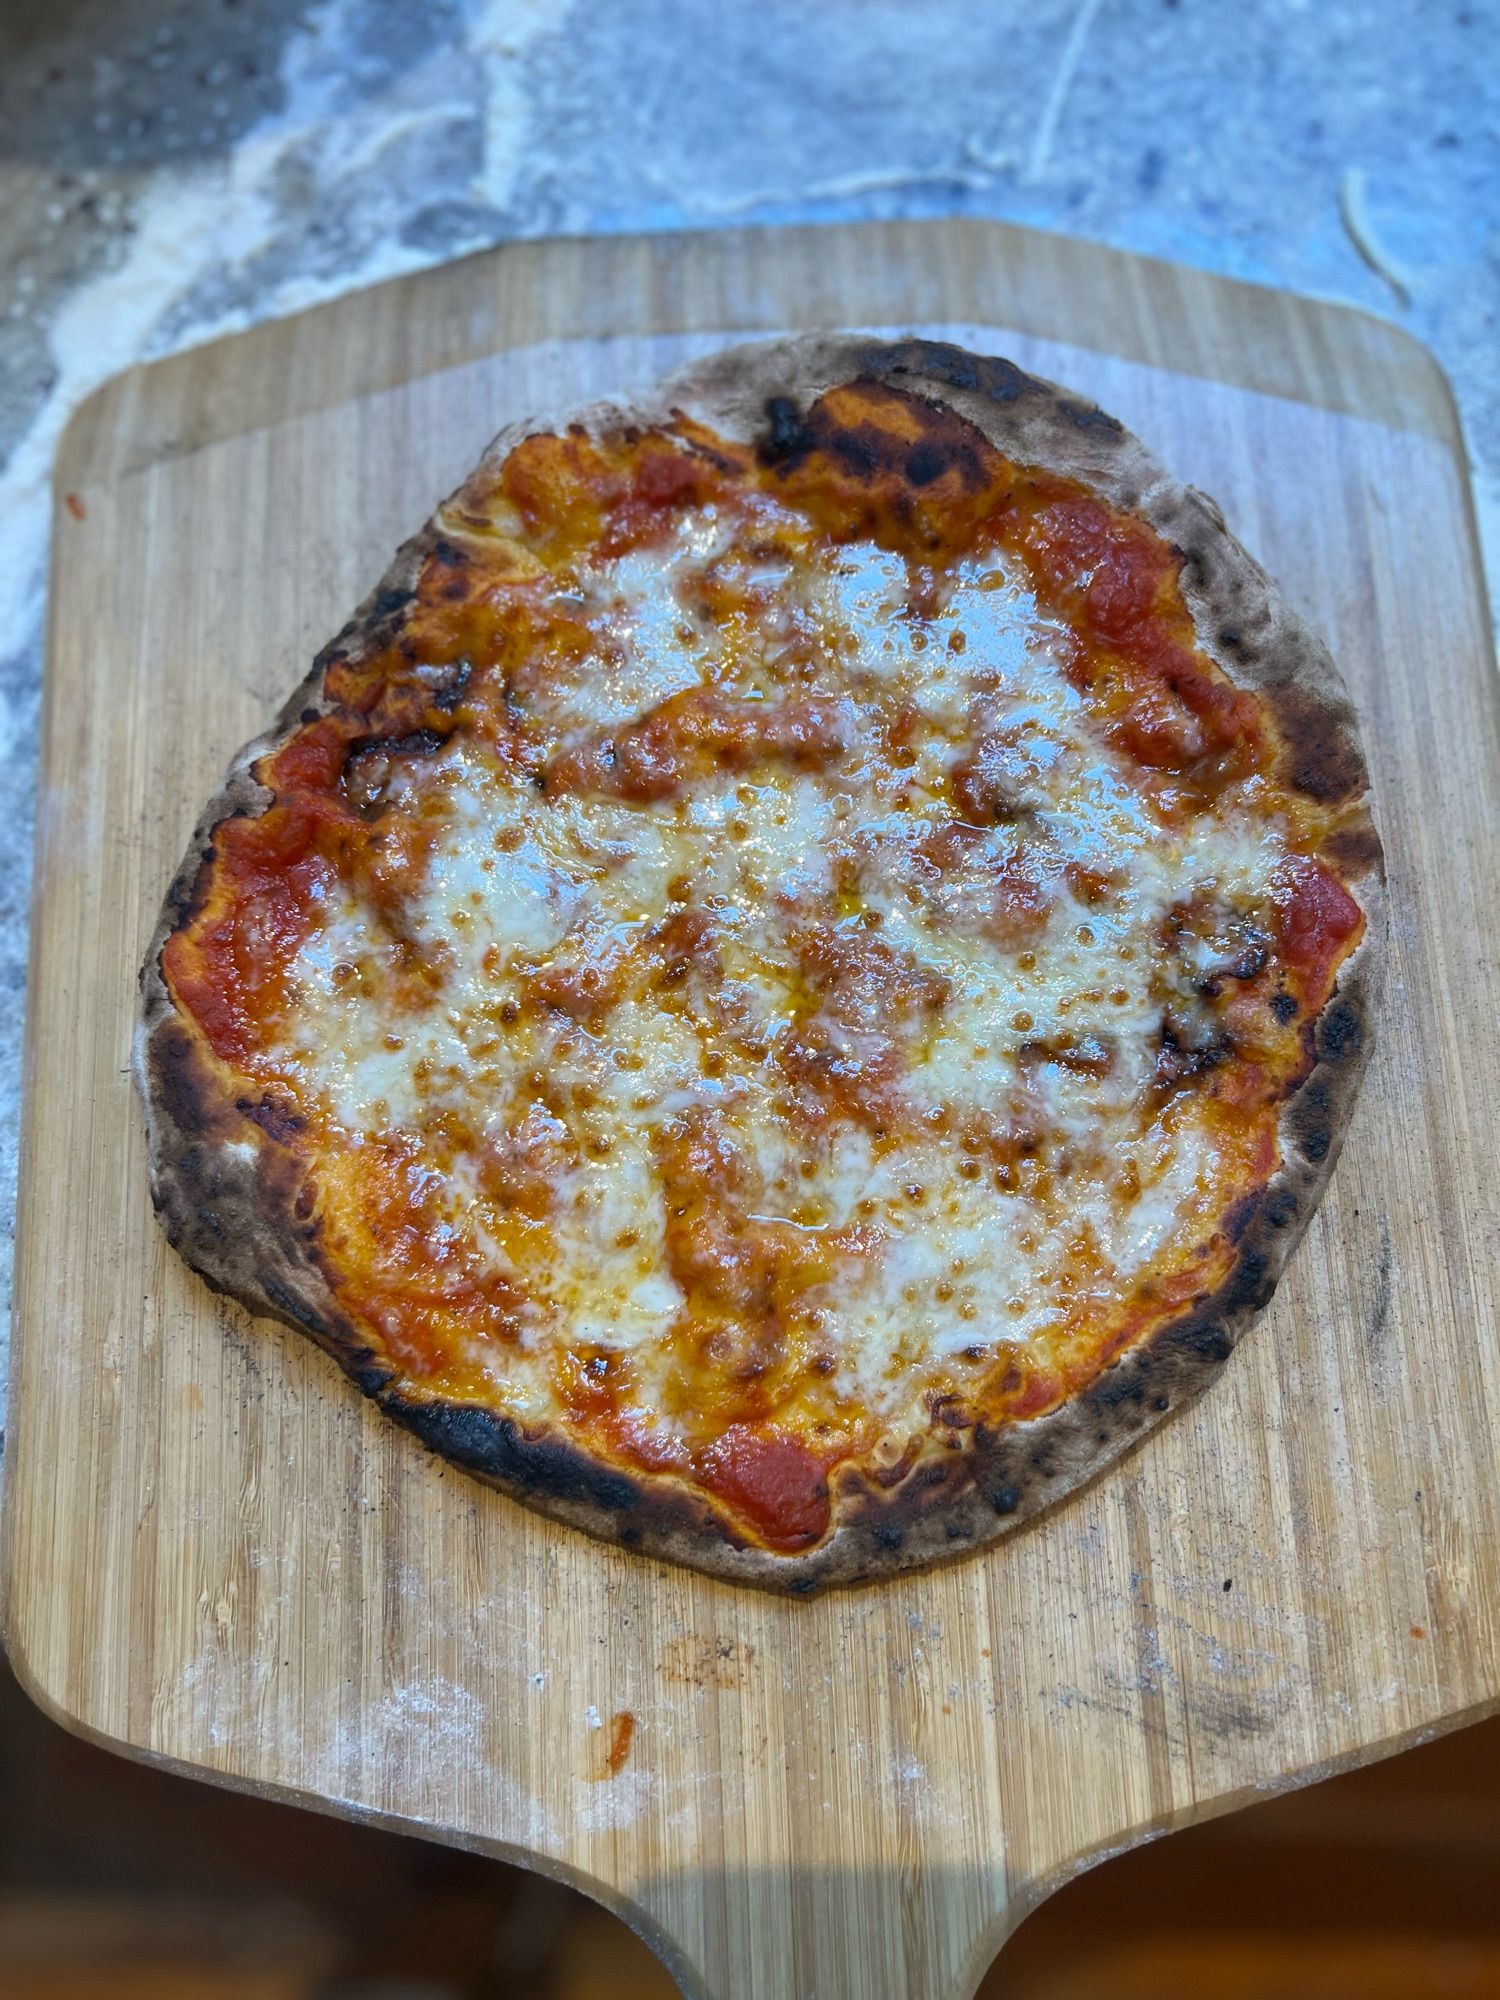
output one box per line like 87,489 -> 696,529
0,0 -> 1495,1419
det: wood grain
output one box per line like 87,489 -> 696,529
6,221 -> 1499,2000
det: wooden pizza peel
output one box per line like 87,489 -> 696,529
5,219 -> 1499,2000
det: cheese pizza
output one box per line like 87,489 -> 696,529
137,336 -> 1382,1590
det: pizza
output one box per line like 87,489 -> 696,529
136,335 -> 1382,1592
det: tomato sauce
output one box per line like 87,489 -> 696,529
1275,857 -> 1364,1005
700,1425 -> 833,1549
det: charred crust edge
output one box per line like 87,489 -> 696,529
135,332 -> 1385,1597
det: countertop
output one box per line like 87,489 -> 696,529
0,0 -> 1495,1422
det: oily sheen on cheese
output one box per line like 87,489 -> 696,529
158,381 -> 1366,1555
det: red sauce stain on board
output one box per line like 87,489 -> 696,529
601,1709 -> 635,1778
64,492 -> 86,520
1410,1625 -> 1427,1640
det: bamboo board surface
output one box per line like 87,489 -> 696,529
6,221 -> 1500,2000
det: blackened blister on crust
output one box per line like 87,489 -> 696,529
905,441 -> 951,487
1288,1075 -> 1334,1163
1218,1247 -> 1273,1314
135,331 -> 1383,1596
1262,1186 -> 1299,1229
388,1398 -> 641,1515
758,394 -> 811,467
1090,1368 -> 1149,1411
1060,399 -> 1125,435
874,337 -> 1032,406
1272,686 -> 1371,804
1322,823 -> 1385,875
1318,998 -> 1364,1061
759,372 -> 993,495
1183,1321 -> 1234,1362
1221,1189 -> 1264,1244
147,1018 -> 237,1142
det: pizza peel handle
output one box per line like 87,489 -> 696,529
7,223 -> 1500,2000
615,1861 -> 1017,2000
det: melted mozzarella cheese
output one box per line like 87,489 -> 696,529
267,504 -> 1289,1436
